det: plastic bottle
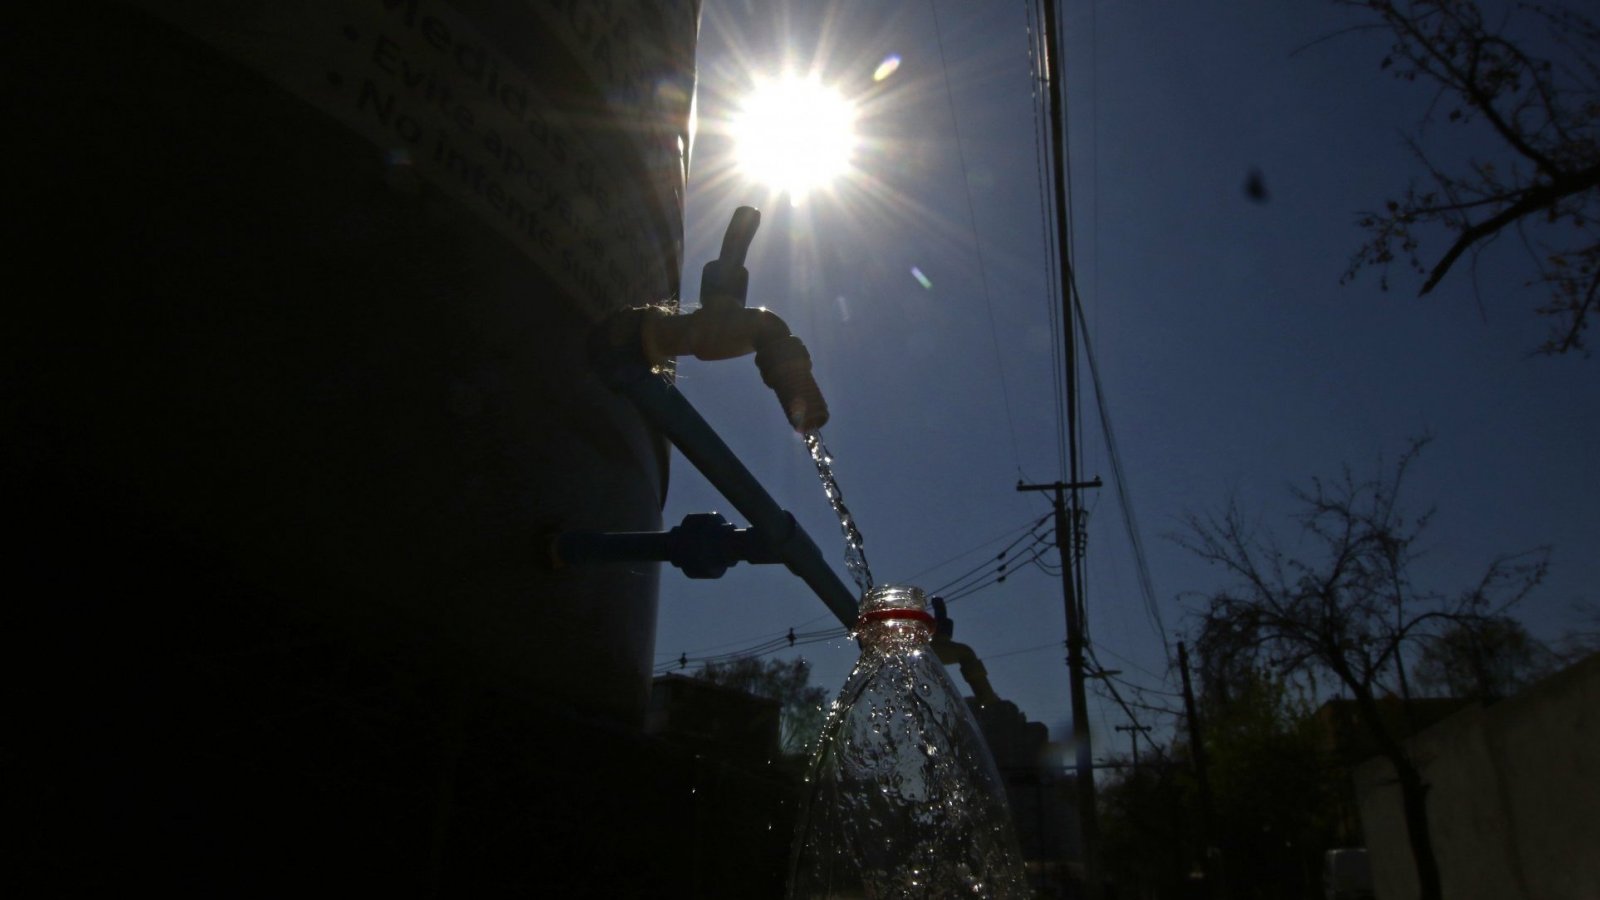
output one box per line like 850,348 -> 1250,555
788,585 -> 1028,899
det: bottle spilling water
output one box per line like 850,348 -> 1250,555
789,585 -> 1028,899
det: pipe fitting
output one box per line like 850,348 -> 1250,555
598,207 -> 831,432
635,305 -> 829,432
755,334 -> 829,432
639,306 -> 786,365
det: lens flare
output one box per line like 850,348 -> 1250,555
873,55 -> 901,82
733,74 -> 857,200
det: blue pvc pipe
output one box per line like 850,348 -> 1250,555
554,513 -> 782,579
611,364 -> 860,629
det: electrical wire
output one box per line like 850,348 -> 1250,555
654,513 -> 1060,673
1091,639 -> 1175,685
1026,0 -> 1069,483
654,627 -> 852,675
927,522 -> 1053,598
911,512 -> 1052,588
655,531 -> 1056,676
929,0 -> 1025,476
982,639 -> 1068,663
1071,280 -> 1172,664
934,538 -> 1049,602
1028,0 -> 1167,676
1086,644 -> 1172,759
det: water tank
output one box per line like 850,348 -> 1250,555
8,1 -> 699,888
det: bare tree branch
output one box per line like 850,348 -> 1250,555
1336,0 -> 1600,354
1420,161 -> 1600,294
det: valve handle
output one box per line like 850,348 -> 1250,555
700,206 -> 761,311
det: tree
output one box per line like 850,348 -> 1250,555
1413,614 -> 1555,699
1338,0 -> 1600,354
1554,598 -> 1600,661
1097,666 -> 1341,900
1098,753 -> 1193,899
694,657 -> 830,756
1177,438 -> 1549,900
1197,669 -> 1340,900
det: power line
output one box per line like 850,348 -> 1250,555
943,544 -> 1057,603
929,0 -> 1025,476
910,512 -> 1052,586
654,531 -> 1055,674
1025,0 -> 1167,668
778,512 -> 1054,635
1086,645 -> 1170,760
929,524 -> 1053,598
1024,0 -> 1069,482
654,513 -> 1058,673
982,639 -> 1067,662
1071,282 -> 1171,664
1091,639 -> 1174,686
654,627 -> 852,675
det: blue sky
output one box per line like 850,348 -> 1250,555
652,0 -> 1600,759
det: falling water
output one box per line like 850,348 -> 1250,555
804,431 -> 874,596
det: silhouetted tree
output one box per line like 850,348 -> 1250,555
1201,670 -> 1339,900
1555,598 -> 1600,661
1338,0 -> 1600,353
696,657 -> 829,755
1414,614 -> 1555,700
1177,437 -> 1549,900
1097,668 -> 1340,900
1098,753 -> 1194,899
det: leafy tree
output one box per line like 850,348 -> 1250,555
1337,0 -> 1600,354
1413,614 -> 1555,700
1097,667 -> 1341,900
1098,753 -> 1194,899
695,657 -> 829,755
1177,438 -> 1549,900
1199,669 -> 1339,900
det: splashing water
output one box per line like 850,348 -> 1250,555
789,586 -> 1028,899
804,431 -> 874,596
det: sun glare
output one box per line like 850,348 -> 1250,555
732,75 -> 857,201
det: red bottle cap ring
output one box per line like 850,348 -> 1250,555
856,608 -> 936,627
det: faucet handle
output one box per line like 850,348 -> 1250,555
700,206 -> 761,311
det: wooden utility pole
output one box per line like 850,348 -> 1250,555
1114,723 -> 1152,767
1017,478 -> 1101,899
1035,0 -> 1104,893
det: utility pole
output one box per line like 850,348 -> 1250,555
1177,641 -> 1221,898
1114,723 -> 1152,767
1017,477 -> 1101,900
1037,0 -> 1103,894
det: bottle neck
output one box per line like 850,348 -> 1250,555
856,608 -> 934,652
856,608 -> 935,627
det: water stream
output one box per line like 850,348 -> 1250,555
804,431 -> 874,597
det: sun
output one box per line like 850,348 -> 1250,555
732,74 -> 857,201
